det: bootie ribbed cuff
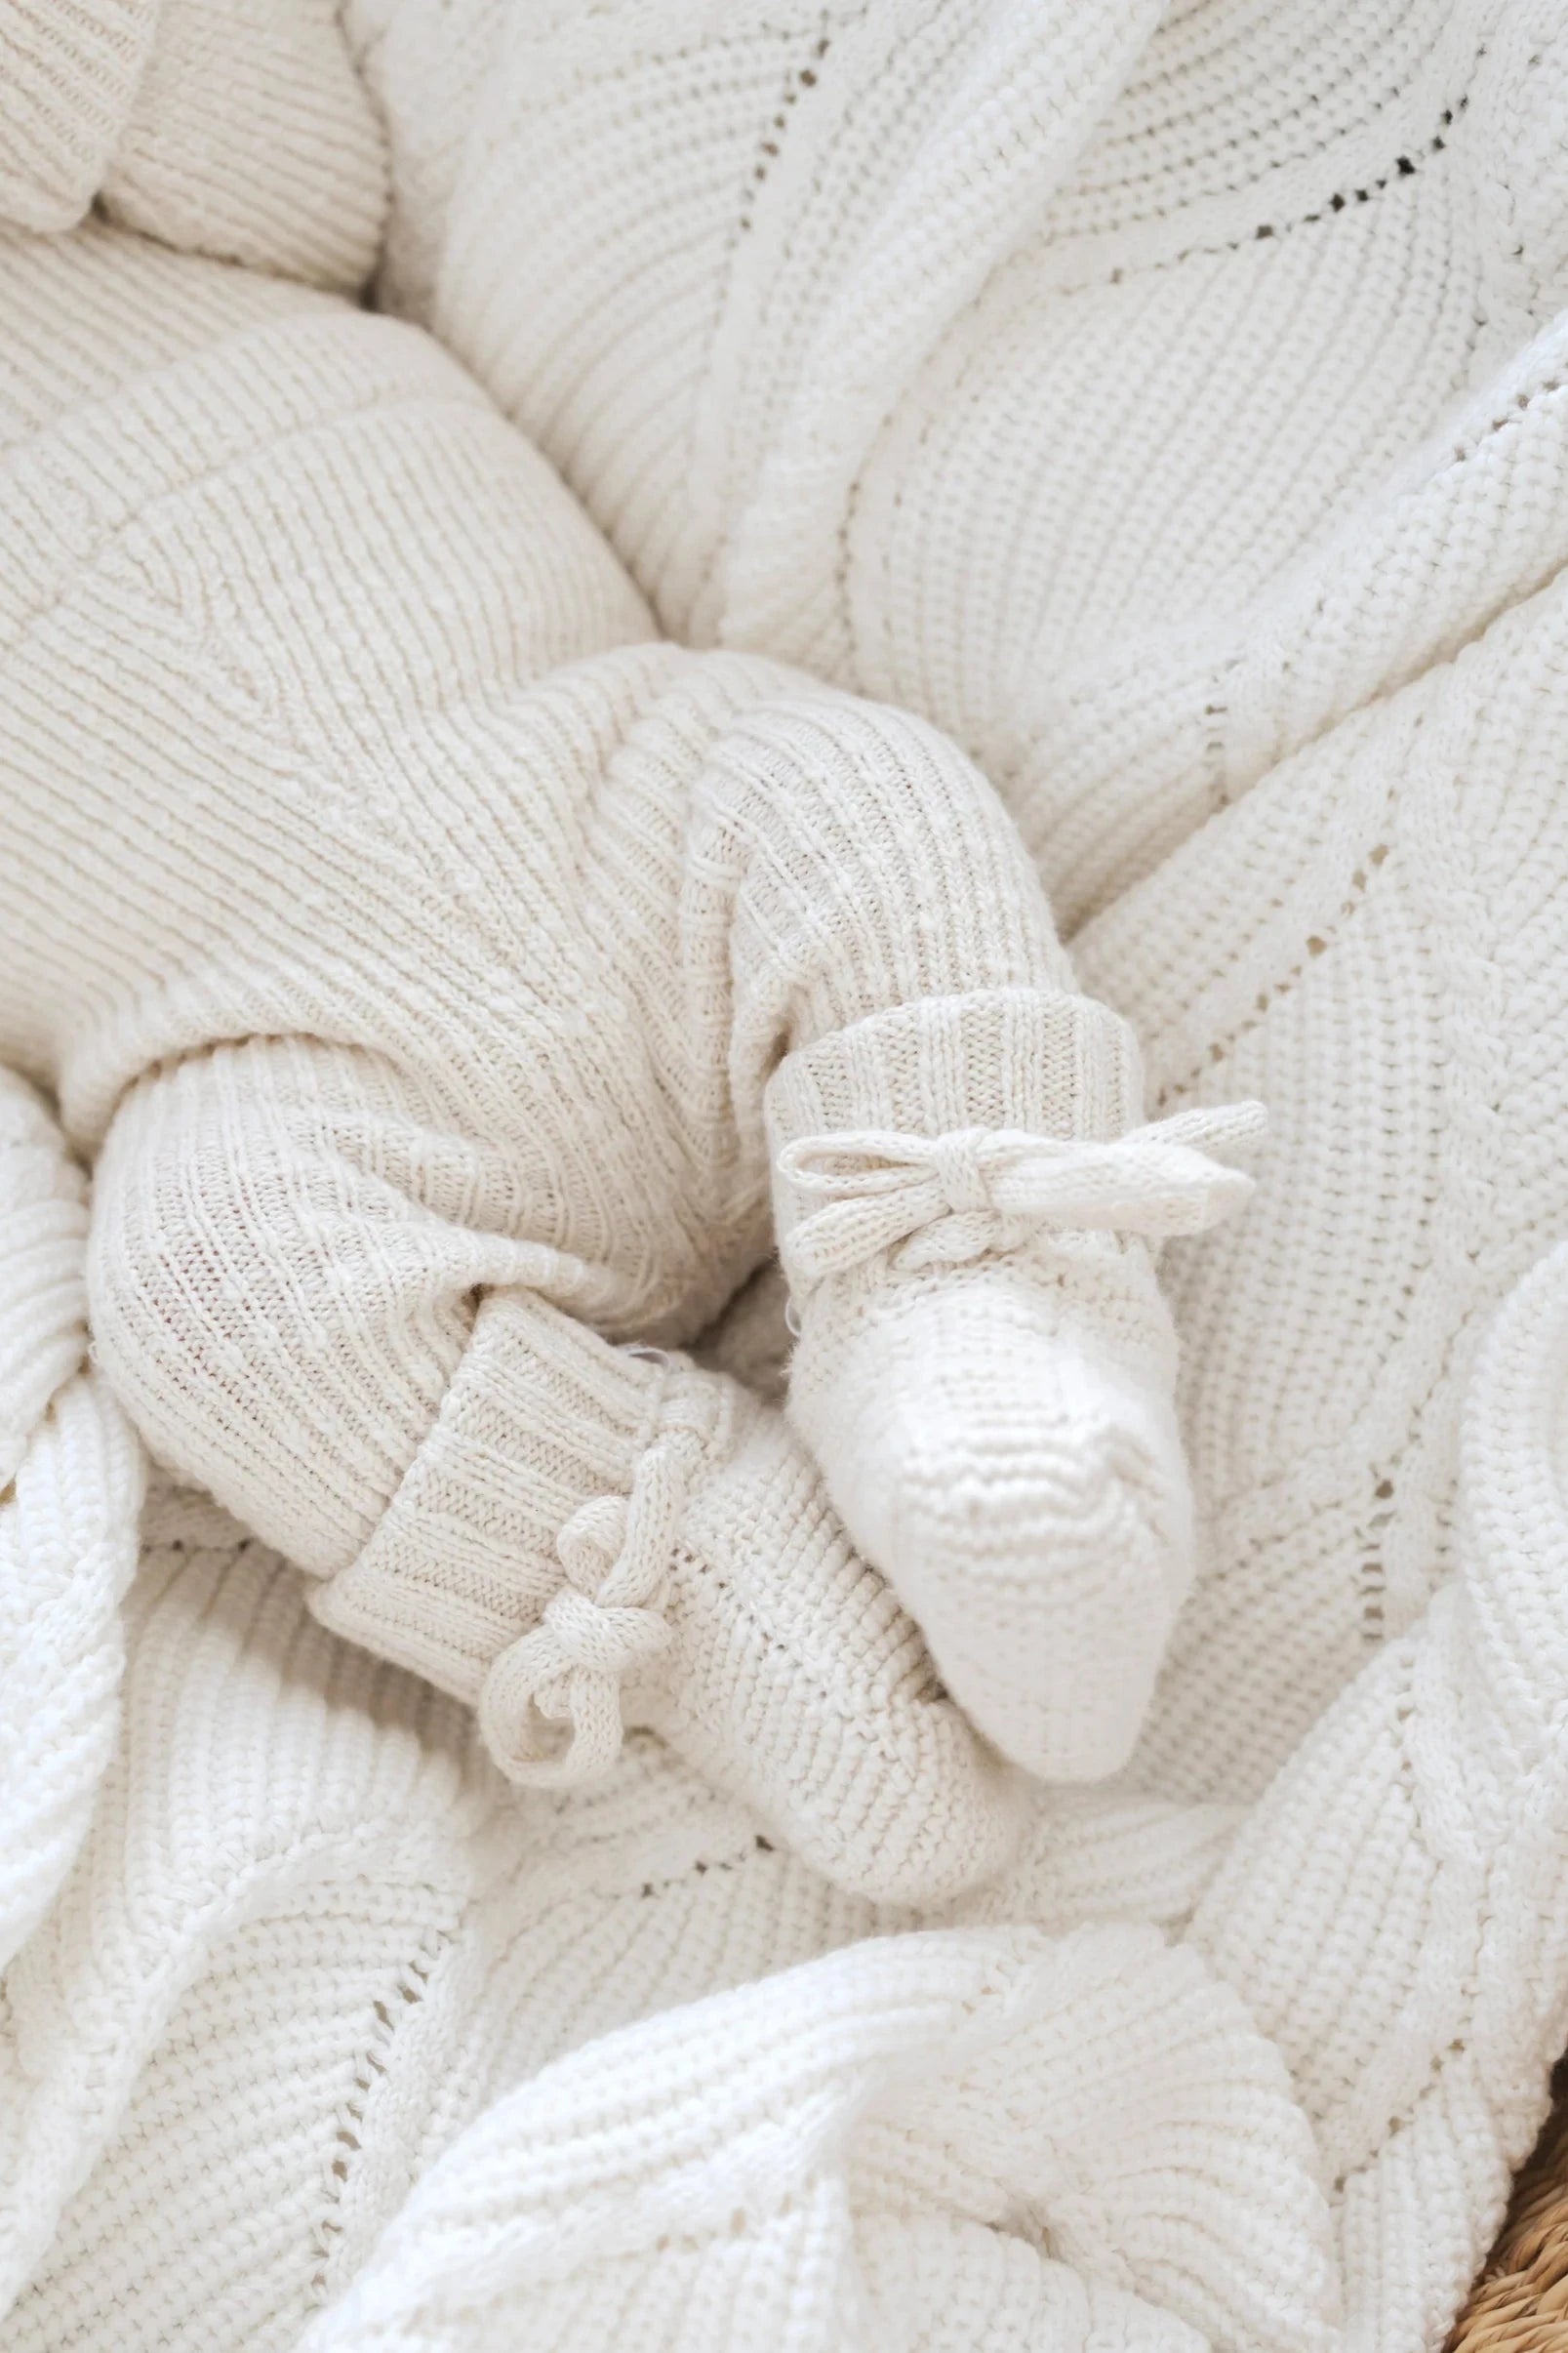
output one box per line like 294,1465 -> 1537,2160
766,987 -> 1146,1227
766,987 -> 1146,1309
310,1293 -> 727,1780
765,987 -> 1230,1784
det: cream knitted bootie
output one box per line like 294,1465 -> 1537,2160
311,1292 -> 1021,1905
769,989 -> 1265,1781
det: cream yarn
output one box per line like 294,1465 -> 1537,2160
294,1924 -> 1334,2353
0,226 -> 1040,1894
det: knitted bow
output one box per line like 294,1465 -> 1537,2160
479,1415 -> 706,1789
778,1100 -> 1267,1290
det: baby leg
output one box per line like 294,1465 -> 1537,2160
4,221 -> 1029,1893
87,643 -> 1249,1827
90,1031 -> 1022,1904
24,223 -> 1242,1807
673,676 -> 1259,1782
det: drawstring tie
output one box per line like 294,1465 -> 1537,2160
479,1385 -> 713,1789
779,1100 -> 1267,1291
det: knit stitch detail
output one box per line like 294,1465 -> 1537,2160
0,0 -> 159,233
10,7 -> 1568,2345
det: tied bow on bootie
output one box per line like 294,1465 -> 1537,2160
478,1408 -> 710,1789
779,1100 -> 1268,1290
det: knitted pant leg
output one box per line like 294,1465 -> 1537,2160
10,222 -> 1221,1797
3,222 -> 1021,1894
489,659 -> 1227,1784
85,642 -> 1217,1839
89,1026 -> 1025,1904
694,676 -> 1243,1781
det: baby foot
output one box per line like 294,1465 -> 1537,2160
634,1371 -> 1027,1903
768,990 -> 1264,1782
314,1296 -> 1022,1905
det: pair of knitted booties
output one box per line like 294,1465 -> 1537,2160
388,983 -> 1264,1902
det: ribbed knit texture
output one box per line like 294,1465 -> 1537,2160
101,0 -> 389,289
358,0 -> 1568,922
8,1077 -> 1568,2351
0,0 -> 157,232
6,206 -> 1159,1886
0,0 -> 1247,1811
7,3 -> 1568,2350
340,0 -> 1568,1798
0,1074 -> 142,1975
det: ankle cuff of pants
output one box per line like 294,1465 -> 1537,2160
309,1292 -> 725,1780
764,988 -> 1146,1257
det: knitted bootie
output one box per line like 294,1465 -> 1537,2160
769,989 -> 1265,1781
312,1292 -> 1022,1906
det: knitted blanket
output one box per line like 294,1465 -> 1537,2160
6,1 -> 1568,2346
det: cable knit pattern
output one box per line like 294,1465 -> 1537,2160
6,3 -> 1568,2350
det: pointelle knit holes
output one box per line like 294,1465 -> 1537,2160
777,1101 -> 1269,1293
477,1392 -> 714,1789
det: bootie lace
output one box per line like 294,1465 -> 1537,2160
478,1382 -> 716,1788
779,1100 -> 1267,1290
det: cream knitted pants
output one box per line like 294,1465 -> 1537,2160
3,226 -> 1224,1882
87,646 -> 1093,1897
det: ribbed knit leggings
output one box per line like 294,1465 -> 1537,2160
0,224 -> 1071,1861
